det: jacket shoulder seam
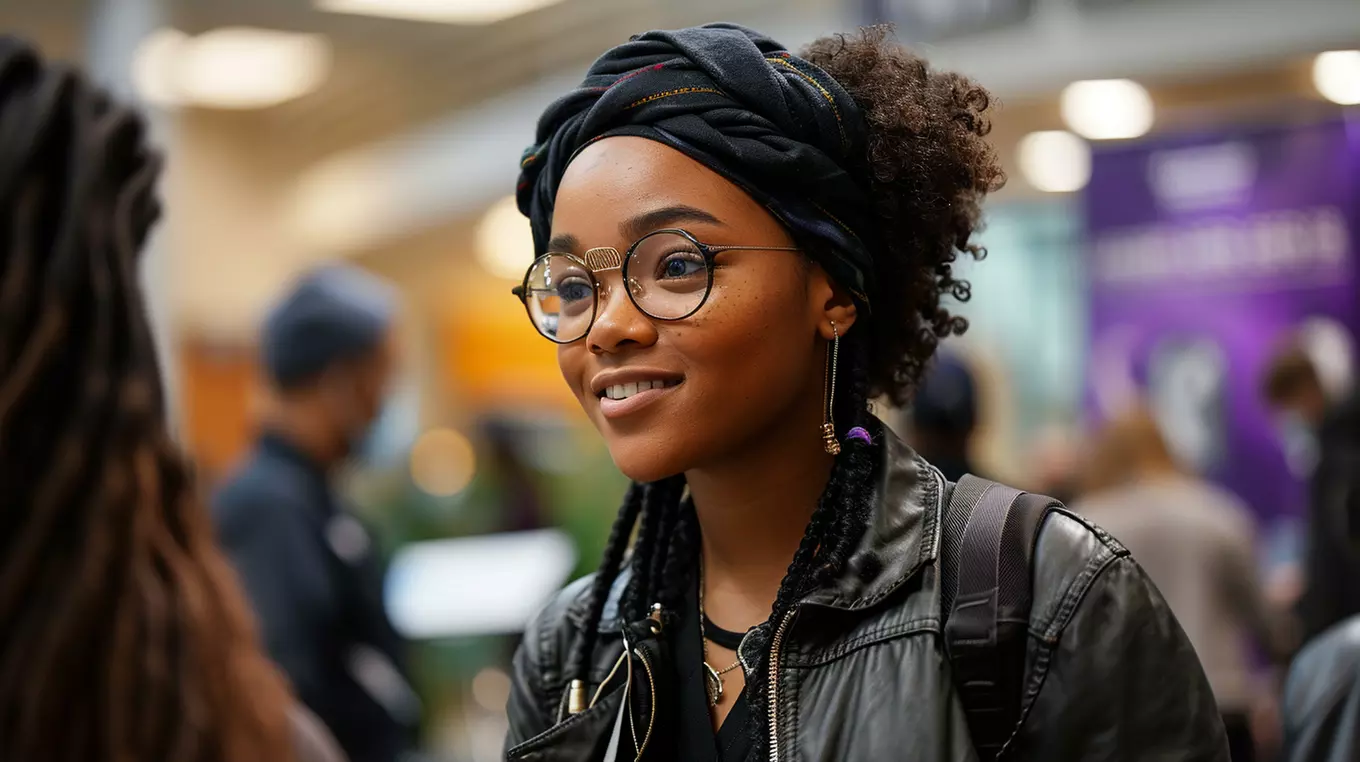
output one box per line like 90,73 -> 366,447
1025,510 -> 1128,641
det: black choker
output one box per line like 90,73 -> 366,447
701,612 -> 749,651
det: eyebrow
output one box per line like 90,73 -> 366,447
621,204 -> 724,243
546,232 -> 580,253
546,204 -> 724,255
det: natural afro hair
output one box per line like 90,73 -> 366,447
801,25 -> 1005,405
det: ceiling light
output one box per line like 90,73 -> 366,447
1313,50 -> 1360,105
1060,79 -> 1155,140
131,28 -> 189,108
1017,130 -> 1091,193
477,195 -> 535,281
177,27 -> 330,110
316,0 -> 565,25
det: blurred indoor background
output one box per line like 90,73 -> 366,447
4,0 -> 1357,759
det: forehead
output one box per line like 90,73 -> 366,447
550,136 -> 766,240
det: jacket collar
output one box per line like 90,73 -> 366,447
797,427 -> 943,611
572,423 -> 944,632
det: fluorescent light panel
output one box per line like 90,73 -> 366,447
1060,79 -> 1155,141
1313,50 -> 1360,106
131,26 -> 330,110
316,0 -> 565,25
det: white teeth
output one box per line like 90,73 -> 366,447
603,380 -> 673,400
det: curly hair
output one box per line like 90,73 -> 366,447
0,37 -> 295,762
556,25 -> 1003,759
803,25 -> 1004,405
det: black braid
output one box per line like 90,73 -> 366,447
656,497 -> 700,613
566,481 -> 644,684
620,480 -> 662,616
621,475 -> 686,621
744,331 -> 879,754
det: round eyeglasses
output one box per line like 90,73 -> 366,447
511,228 -> 801,344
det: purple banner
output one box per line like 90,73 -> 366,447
1084,118 -> 1360,534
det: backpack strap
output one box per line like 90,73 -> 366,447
940,474 -> 1060,760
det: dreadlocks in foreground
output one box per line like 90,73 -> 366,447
0,37 -> 295,762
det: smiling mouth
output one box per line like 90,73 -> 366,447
598,379 -> 683,401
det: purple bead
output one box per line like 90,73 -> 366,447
845,426 -> 872,445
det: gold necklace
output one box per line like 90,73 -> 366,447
698,563 -> 743,707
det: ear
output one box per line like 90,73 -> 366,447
807,263 -> 859,341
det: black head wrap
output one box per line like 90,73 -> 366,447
517,23 -> 877,307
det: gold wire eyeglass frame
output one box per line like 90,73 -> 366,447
510,227 -> 800,344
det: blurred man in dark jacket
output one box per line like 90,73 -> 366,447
214,265 -> 420,762
1282,615 -> 1360,761
1262,345 -> 1360,646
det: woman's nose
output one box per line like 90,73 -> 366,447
587,273 -> 657,354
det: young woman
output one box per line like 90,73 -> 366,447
503,24 -> 1227,761
0,38 -> 341,762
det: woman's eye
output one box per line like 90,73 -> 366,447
558,278 -> 593,302
658,252 -> 705,279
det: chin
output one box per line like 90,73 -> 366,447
602,428 -> 696,484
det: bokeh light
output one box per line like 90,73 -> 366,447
409,428 -> 476,497
1061,79 -> 1155,140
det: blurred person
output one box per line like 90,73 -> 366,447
502,24 -> 1225,761
1281,614 -> 1360,762
0,37 -> 343,762
1029,423 -> 1082,505
910,352 -> 985,482
1262,342 -> 1360,645
1075,409 -> 1290,762
483,418 -> 549,533
213,266 -> 420,762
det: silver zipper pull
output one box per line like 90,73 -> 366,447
648,602 -> 664,634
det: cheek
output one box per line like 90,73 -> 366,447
675,279 -> 814,421
556,344 -> 589,399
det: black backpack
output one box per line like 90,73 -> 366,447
939,475 -> 1062,761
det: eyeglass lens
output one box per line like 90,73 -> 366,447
523,231 -> 711,342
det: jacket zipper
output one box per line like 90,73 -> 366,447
762,467 -> 946,762
766,608 -> 797,762
632,647 -> 657,760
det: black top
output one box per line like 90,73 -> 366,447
212,432 -> 418,762
674,575 -> 756,762
1298,391 -> 1360,643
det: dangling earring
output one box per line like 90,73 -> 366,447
821,320 -> 841,455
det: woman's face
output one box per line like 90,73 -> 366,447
549,136 -> 854,482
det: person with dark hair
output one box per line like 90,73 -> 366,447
911,353 -> 984,482
213,266 -> 419,762
502,24 -> 1225,761
0,36 -> 342,762
1261,341 -> 1360,646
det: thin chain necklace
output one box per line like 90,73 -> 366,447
698,562 -> 744,707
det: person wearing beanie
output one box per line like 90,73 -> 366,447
213,265 -> 420,762
910,353 -> 983,483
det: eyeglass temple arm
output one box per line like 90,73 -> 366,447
705,244 -> 802,254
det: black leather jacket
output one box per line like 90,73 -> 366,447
505,434 -> 1228,761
